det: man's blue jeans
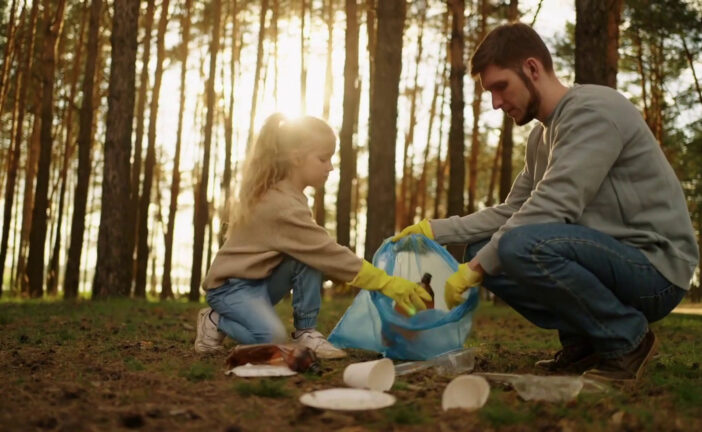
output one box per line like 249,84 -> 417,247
465,223 -> 685,358
206,256 -> 322,344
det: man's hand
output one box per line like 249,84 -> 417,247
445,262 -> 483,309
391,219 -> 433,242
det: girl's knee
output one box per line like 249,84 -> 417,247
253,321 -> 287,344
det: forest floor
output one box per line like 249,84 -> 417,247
1,296 -> 701,432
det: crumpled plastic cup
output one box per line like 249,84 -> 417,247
343,358 -> 395,391
441,375 -> 490,411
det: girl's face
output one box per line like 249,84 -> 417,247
291,138 -> 335,190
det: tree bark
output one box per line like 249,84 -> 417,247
162,0 -> 193,300
574,0 -> 622,87
220,0 -> 239,247
467,0 -> 486,215
14,0 -> 40,295
92,0 -> 139,299
190,0 -> 222,301
0,0 -> 19,112
399,10 -> 425,229
47,1 -> 88,296
314,0 -> 336,228
0,0 -> 34,295
336,0 -> 359,248
247,0 -> 268,149
364,0 -> 404,260
446,0 -> 465,217
135,0 -> 170,298
64,0 -> 102,299
26,0 -> 67,298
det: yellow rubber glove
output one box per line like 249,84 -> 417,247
445,263 -> 483,309
350,260 -> 432,316
391,219 -> 434,242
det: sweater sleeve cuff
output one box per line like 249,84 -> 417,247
474,240 -> 502,275
429,219 -> 453,244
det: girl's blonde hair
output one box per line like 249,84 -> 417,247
226,113 -> 335,236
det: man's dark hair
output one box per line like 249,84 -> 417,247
470,22 -> 553,76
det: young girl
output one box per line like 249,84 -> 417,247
194,113 -> 431,358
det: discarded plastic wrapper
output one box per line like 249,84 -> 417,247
395,348 -> 475,376
475,372 -> 608,402
225,343 -> 319,373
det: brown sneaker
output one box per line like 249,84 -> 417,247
535,344 -> 599,373
582,330 -> 657,382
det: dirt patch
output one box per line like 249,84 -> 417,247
1,299 -> 701,431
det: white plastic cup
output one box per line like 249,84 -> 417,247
442,375 -> 490,411
343,358 -> 395,391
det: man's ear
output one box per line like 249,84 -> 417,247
523,57 -> 540,80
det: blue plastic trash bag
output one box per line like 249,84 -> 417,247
328,234 -> 479,360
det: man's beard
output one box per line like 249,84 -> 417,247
515,68 -> 541,125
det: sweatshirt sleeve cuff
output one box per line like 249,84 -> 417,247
429,219 -> 453,244
474,240 -> 502,275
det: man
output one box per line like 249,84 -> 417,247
393,23 -> 699,382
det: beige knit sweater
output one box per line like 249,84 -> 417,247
202,179 -> 363,290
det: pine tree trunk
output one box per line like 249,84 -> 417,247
365,0 -> 376,103
190,0 -> 222,301
0,0 -> 33,295
0,0 -> 19,111
47,2 -> 88,296
14,0 -> 40,295
467,0 -> 486,215
365,0 -> 404,260
336,0 -> 359,248
247,0 -> 268,149
575,0 -> 622,87
93,0 -> 140,299
420,51 -> 446,219
64,0 -> 102,299
446,0 -> 465,217
26,0 -> 67,298
300,0 -> 308,113
220,0 -> 239,247
162,0 -> 193,299
314,0 -> 336,228
681,36 -> 702,107
135,0 -> 170,298
130,0 -> 156,282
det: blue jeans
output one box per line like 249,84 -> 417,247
206,256 -> 322,344
465,223 -> 685,358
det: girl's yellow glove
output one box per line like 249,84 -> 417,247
350,260 -> 432,316
391,219 -> 433,242
445,263 -> 483,309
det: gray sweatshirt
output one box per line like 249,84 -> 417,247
431,84 -> 699,289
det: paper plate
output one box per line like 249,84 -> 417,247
225,363 -> 297,377
299,388 -> 396,411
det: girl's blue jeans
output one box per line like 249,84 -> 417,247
206,256 -> 322,344
465,223 -> 685,359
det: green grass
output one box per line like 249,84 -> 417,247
1,297 -> 701,431
234,379 -> 291,398
180,361 -> 215,382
